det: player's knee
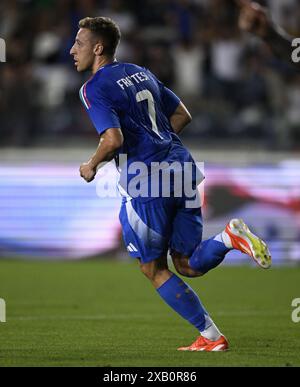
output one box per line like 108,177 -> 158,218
174,265 -> 190,277
139,263 -> 152,279
174,263 -> 194,277
139,259 -> 168,282
172,254 -> 189,276
172,254 -> 204,278
176,266 -> 204,278
139,263 -> 159,281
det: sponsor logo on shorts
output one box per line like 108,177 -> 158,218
127,243 -> 138,252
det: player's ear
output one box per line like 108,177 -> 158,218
94,43 -> 104,56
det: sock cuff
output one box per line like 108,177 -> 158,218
156,273 -> 183,293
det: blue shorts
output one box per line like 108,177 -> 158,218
119,195 -> 203,263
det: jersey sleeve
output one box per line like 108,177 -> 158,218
160,86 -> 181,118
80,82 -> 121,135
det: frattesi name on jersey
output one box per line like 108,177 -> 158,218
117,72 -> 149,90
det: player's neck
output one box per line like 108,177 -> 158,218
92,56 -> 115,74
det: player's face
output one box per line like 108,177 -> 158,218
70,28 -> 98,72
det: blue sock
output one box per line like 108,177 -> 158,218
189,237 -> 230,274
156,273 -> 210,332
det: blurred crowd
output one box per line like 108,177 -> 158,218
1,0 -> 300,149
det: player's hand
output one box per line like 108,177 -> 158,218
79,162 -> 97,183
235,0 -> 270,39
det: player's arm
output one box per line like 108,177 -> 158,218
79,84 -> 123,182
236,0 -> 297,68
148,70 -> 193,134
80,128 -> 123,183
157,79 -> 192,134
169,101 -> 192,135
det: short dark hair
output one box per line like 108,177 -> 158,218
79,16 -> 121,57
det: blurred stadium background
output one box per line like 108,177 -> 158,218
0,0 -> 300,265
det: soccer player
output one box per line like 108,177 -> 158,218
236,0 -> 298,68
70,16 -> 271,352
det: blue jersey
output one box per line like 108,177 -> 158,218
79,61 -> 200,199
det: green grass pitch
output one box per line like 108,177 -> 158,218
0,259 -> 299,367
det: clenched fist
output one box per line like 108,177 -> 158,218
79,162 -> 97,183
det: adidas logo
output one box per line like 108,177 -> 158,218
127,243 -> 138,252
